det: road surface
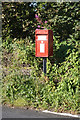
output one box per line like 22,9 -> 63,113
1,105 -> 79,119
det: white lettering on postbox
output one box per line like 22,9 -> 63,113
38,35 -> 47,40
40,43 -> 45,53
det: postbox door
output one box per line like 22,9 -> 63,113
36,35 -> 48,57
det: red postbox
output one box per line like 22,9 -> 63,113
35,29 -> 53,57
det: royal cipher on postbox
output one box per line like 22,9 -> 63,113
35,29 -> 53,57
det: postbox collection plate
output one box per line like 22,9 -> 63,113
40,43 -> 45,53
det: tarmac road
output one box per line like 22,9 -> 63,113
2,105 -> 79,119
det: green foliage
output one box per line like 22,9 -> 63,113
2,36 -> 80,113
2,2 -> 80,114
2,2 -> 36,39
36,2 -> 80,41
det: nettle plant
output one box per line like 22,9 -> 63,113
35,14 -> 51,29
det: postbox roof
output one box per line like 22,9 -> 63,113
35,29 -> 52,35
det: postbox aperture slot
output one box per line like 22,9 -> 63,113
37,35 -> 47,41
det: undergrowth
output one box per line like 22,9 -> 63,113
2,36 -> 80,114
